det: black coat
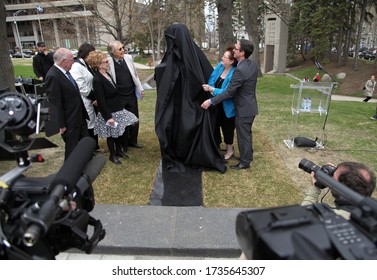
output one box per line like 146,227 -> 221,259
154,23 -> 226,173
32,52 -> 54,79
92,71 -> 124,121
45,65 -> 89,136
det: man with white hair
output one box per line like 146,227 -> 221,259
107,41 -> 144,153
45,48 -> 89,160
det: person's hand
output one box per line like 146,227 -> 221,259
310,171 -> 317,186
141,91 -> 145,98
92,100 -> 97,106
202,84 -> 211,92
107,118 -> 116,126
106,118 -> 119,128
201,99 -> 211,110
59,127 -> 66,135
38,77 -> 43,81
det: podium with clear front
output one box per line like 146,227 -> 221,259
284,81 -> 336,149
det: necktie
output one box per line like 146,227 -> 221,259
66,71 -> 78,89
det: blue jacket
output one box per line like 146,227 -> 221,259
207,62 -> 236,118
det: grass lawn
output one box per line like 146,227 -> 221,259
2,59 -> 377,208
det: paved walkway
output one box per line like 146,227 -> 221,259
331,94 -> 377,103
55,205 -> 243,260
134,62 -> 155,70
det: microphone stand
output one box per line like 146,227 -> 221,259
312,59 -> 338,143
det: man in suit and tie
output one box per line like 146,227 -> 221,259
201,39 -> 258,170
107,41 -> 144,151
45,48 -> 89,160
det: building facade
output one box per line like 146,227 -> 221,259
5,0 -> 206,53
5,0 -> 96,50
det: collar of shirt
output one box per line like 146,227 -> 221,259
54,63 -> 68,75
115,58 -> 124,64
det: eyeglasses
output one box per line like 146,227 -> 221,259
101,60 -> 109,64
64,58 -> 74,62
118,46 -> 125,51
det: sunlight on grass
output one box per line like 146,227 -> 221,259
2,69 -> 377,207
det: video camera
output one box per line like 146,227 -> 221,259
236,158 -> 377,260
0,91 -> 106,259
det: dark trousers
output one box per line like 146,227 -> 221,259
214,105 -> 235,146
235,116 -> 255,165
120,94 -> 139,145
88,128 -> 99,150
62,119 -> 89,161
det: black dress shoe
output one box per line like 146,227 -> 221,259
115,151 -> 129,158
230,163 -> 250,170
129,143 -> 143,148
109,155 -> 121,164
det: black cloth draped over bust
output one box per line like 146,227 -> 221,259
155,23 -> 226,173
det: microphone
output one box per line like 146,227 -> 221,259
22,137 -> 96,246
51,137 -> 96,193
74,154 -> 106,197
23,185 -> 65,247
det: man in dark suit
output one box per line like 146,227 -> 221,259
107,41 -> 144,150
201,39 -> 258,170
45,48 -> 89,160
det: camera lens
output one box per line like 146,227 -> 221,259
298,158 -> 321,174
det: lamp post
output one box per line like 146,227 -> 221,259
13,10 -> 26,58
83,4 -> 90,42
36,4 -> 44,41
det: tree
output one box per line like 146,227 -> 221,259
85,0 -> 138,45
353,0 -> 370,70
242,0 -> 263,76
205,0 -> 217,49
216,0 -> 235,60
0,1 -> 15,91
138,0 -> 180,61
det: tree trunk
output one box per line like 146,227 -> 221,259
353,0 -> 367,71
216,0 -> 235,60
0,2 -> 15,91
242,0 -> 262,77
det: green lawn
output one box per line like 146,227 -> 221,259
2,60 -> 377,208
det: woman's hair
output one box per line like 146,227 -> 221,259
77,43 -> 95,59
86,51 -> 107,70
225,45 -> 238,67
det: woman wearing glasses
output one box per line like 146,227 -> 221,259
86,51 -> 138,164
202,46 -> 237,161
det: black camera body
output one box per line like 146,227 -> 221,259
0,91 -> 105,260
299,158 -> 337,189
236,159 -> 377,260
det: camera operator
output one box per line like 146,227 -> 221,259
301,161 -> 376,219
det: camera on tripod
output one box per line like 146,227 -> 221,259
236,159 -> 377,260
0,91 -> 106,259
